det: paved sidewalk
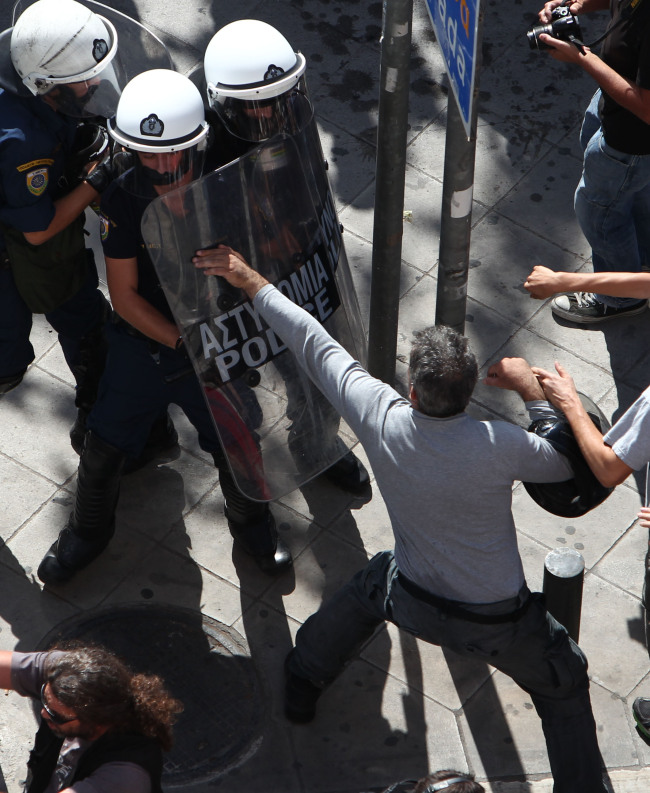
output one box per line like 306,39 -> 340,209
1,0 -> 650,791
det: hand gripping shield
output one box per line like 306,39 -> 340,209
141,120 -> 367,501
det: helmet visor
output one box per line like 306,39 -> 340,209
43,57 -> 125,118
114,140 -> 207,198
212,83 -> 312,142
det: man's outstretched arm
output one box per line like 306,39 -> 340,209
532,362 -> 632,487
525,265 -> 650,300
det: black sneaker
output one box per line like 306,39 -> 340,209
551,292 -> 647,325
633,696 -> 650,740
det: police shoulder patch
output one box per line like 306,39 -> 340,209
26,167 -> 49,196
99,213 -> 111,242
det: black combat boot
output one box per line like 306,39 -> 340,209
38,432 -> 126,585
215,460 -> 292,575
69,292 -> 110,454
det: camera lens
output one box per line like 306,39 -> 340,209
527,23 -> 552,50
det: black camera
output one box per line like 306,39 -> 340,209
527,6 -> 582,50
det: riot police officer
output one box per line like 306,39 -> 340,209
202,19 -> 370,494
0,0 -> 177,461
0,0 -> 119,423
37,69 -> 292,585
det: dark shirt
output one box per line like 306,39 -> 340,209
599,0 -> 650,153
0,89 -> 76,247
99,177 -> 173,323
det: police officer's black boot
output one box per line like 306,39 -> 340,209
69,293 -> 110,454
38,432 -> 126,586
215,460 -> 292,576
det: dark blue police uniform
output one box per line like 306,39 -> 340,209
0,88 -> 107,389
88,180 -> 221,458
33,172 -> 291,585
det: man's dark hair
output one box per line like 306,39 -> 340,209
45,645 -> 183,751
409,325 -> 478,417
415,770 -> 484,793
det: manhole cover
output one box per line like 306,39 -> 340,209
37,604 -> 264,786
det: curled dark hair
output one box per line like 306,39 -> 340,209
45,645 -> 183,751
409,325 -> 478,417
415,770 -> 484,793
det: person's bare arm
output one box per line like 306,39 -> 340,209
540,35 -> 650,125
106,256 -> 180,349
525,265 -> 650,299
539,0 -> 609,22
531,362 -> 633,487
0,651 -> 13,691
23,181 -> 99,246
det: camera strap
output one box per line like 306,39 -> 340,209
585,0 -> 648,48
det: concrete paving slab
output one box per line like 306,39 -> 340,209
466,212 -> 584,327
593,512 -> 647,601
461,671 -> 549,780
0,369 -> 79,486
579,576 -> 648,698
341,166 -> 488,274
361,623 -> 493,712
107,541 -> 248,627
2,0 -> 650,790
493,146 -> 592,261
408,117 -> 555,209
286,657 -> 467,792
0,457 -> 58,537
512,483 -> 640,571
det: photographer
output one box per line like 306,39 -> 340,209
535,0 -> 650,324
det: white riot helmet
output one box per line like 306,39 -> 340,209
204,19 -> 310,142
108,69 -> 210,195
9,0 -> 123,118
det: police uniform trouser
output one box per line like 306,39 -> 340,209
0,252 -> 107,394
87,322 -> 267,529
288,551 -> 606,793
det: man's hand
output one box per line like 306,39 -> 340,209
531,362 -> 582,413
539,34 -> 589,62
538,0 -> 584,22
193,245 -> 269,299
485,357 -> 545,401
524,265 -> 569,299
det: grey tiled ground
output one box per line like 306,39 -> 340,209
2,0 -> 650,791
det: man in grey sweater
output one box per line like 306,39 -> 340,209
194,245 -> 606,793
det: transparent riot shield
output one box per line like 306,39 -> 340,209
0,0 -> 172,102
141,132 -> 367,501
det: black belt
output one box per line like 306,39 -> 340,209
397,572 -> 532,625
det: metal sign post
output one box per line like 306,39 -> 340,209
425,0 -> 483,333
368,0 -> 413,384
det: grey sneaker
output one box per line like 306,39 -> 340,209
551,292 -> 647,324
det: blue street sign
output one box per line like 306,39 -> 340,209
424,0 -> 480,136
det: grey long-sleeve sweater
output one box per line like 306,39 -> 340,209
255,285 -> 572,604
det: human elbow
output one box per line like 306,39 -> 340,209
597,469 -> 627,488
23,230 -> 49,246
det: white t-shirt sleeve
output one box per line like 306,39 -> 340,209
604,388 -> 650,471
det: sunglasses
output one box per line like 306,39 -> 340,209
40,683 -> 78,725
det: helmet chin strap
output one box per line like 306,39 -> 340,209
141,166 -> 178,186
